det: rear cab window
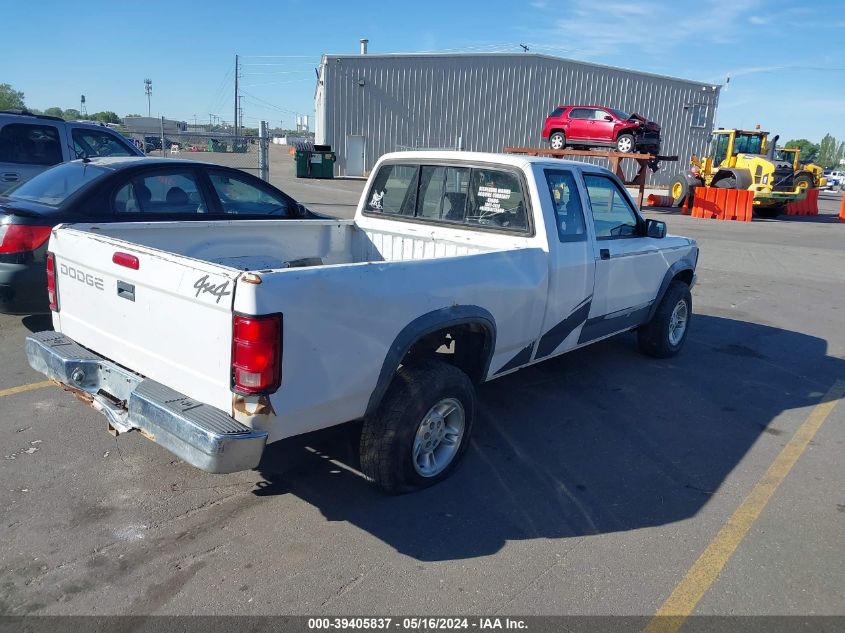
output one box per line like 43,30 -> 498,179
364,161 -> 531,234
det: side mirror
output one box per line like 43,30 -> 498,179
645,218 -> 667,239
603,115 -> 613,122
293,202 -> 309,218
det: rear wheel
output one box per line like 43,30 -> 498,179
359,359 -> 476,493
616,134 -> 635,153
549,132 -> 566,150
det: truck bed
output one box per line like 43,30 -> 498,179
64,219 -> 501,272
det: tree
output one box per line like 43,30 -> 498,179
784,139 -> 819,164
62,108 -> 81,120
0,83 -> 26,111
91,111 -> 121,124
43,107 -> 64,118
817,133 -> 838,169
835,141 -> 845,168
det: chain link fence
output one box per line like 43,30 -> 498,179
120,123 -> 270,181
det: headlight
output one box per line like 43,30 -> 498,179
762,175 -> 769,184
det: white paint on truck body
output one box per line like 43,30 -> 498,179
46,151 -> 698,450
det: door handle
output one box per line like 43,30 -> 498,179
2,173 -> 20,182
600,248 -> 610,260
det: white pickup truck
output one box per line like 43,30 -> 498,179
26,152 -> 698,492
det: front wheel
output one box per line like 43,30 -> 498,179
360,360 -> 476,493
754,205 -> 785,219
616,134 -> 635,153
637,280 -> 692,358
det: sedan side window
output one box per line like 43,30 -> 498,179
583,174 -> 640,239
114,171 -> 206,214
208,172 -> 291,216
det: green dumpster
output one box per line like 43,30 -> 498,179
294,147 -> 312,178
309,144 -> 336,179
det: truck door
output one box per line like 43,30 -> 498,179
580,172 -> 665,342
530,166 -> 596,362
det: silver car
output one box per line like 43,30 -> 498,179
0,111 -> 143,193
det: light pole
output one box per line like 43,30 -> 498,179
144,79 -> 152,117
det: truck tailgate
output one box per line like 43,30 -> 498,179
49,227 -> 239,413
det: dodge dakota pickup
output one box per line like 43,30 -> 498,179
26,152 -> 698,492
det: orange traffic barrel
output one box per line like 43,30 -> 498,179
839,195 -> 845,221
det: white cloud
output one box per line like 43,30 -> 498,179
749,15 -> 771,25
528,0 -> 762,60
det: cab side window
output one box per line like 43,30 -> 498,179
583,174 -> 640,239
544,169 -> 586,242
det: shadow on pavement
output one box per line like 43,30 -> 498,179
21,314 -> 53,333
254,314 -> 844,561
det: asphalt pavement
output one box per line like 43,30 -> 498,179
1,162 -> 843,619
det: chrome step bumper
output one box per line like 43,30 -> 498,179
25,331 -> 267,474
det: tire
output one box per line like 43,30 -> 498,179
616,134 -> 635,153
549,131 -> 566,150
637,280 -> 692,358
754,205 -> 784,219
670,176 -> 690,207
359,359 -> 476,493
794,173 -> 814,191
714,177 -> 737,189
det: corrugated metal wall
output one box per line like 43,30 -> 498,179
316,53 -> 720,185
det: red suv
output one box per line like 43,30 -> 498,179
541,105 -> 661,154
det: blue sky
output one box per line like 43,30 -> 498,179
3,0 -> 843,142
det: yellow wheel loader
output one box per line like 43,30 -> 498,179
669,129 -> 804,218
774,147 -> 827,190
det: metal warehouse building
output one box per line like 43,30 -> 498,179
314,52 -> 720,184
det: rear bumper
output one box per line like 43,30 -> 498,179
0,262 -> 49,315
25,331 -> 267,474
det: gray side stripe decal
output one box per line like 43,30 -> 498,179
577,303 -> 652,344
494,342 -> 535,375
534,296 -> 593,360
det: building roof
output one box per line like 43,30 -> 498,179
320,51 -> 719,90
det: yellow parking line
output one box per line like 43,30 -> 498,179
0,380 -> 54,398
643,378 -> 845,633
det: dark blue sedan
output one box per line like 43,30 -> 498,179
0,157 -> 320,314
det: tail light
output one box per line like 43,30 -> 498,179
0,225 -> 53,254
231,313 -> 282,394
46,252 -> 58,312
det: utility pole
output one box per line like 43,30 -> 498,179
233,54 -> 239,139
238,95 -> 244,131
145,79 -> 152,117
